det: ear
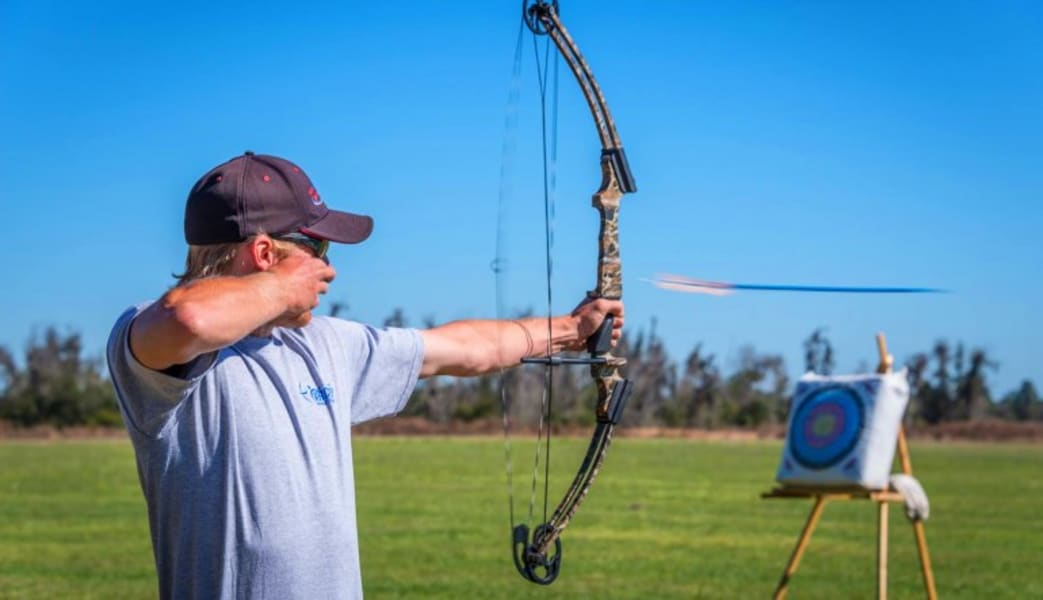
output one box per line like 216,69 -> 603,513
245,235 -> 280,272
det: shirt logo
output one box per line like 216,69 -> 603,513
299,383 -> 334,406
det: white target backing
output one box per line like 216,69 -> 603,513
776,371 -> 910,489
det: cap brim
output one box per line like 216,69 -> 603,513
301,209 -> 374,244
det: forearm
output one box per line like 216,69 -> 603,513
420,315 -> 581,377
132,273 -> 289,369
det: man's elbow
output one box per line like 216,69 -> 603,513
137,294 -> 222,367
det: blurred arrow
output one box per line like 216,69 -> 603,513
648,273 -> 947,296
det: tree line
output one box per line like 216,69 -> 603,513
1,317 -> 1040,429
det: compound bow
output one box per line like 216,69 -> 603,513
510,0 -> 637,585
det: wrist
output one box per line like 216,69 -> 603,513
551,314 -> 584,349
252,270 -> 292,316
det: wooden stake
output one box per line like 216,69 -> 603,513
876,332 -> 893,374
896,429 -> 913,476
878,501 -> 889,600
913,520 -> 939,600
877,331 -> 938,600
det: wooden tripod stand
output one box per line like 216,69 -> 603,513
762,333 -> 938,599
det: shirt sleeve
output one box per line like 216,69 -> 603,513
319,318 -> 424,425
106,304 -> 217,438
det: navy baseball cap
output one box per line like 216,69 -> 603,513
184,151 -> 373,245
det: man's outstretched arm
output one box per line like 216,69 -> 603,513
418,298 -> 623,378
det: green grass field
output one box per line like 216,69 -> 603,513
1,437 -> 1040,598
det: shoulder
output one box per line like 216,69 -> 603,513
297,316 -> 419,341
287,316 -> 368,344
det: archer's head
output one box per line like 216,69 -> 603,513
175,151 -> 372,284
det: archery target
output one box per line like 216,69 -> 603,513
776,370 -> 910,490
789,386 -> 864,469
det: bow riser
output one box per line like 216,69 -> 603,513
593,166 -> 624,301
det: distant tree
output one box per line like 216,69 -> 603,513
954,348 -> 996,420
327,301 -> 348,318
383,308 -> 408,328
669,344 -> 721,428
452,373 -> 500,422
718,346 -> 788,427
400,315 -> 442,419
995,380 -> 1042,421
930,341 -> 954,420
624,319 -> 677,427
761,354 -> 790,424
905,353 -> 934,424
0,328 -> 119,427
803,328 -> 835,375
0,346 -> 15,392
905,341 -> 1000,424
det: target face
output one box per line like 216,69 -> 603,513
789,386 -> 865,469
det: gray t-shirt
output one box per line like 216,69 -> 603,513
107,304 -> 424,600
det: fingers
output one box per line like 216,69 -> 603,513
593,298 -> 624,319
572,297 -> 624,317
568,296 -> 627,350
578,299 -> 624,319
270,252 -> 339,318
598,300 -> 624,346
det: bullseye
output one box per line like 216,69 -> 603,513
789,386 -> 864,469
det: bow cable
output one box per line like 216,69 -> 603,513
495,12 -> 563,561
496,16 -> 525,537
532,15 -> 561,533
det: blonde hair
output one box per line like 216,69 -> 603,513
173,234 -> 296,286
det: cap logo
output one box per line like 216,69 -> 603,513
307,186 -> 322,206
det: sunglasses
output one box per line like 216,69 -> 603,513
275,232 -> 330,260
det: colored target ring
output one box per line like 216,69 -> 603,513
788,386 -> 865,469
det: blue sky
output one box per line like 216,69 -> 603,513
2,1 -> 1040,396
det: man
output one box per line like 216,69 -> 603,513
106,151 -> 623,599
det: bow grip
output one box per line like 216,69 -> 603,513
586,314 -> 615,355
